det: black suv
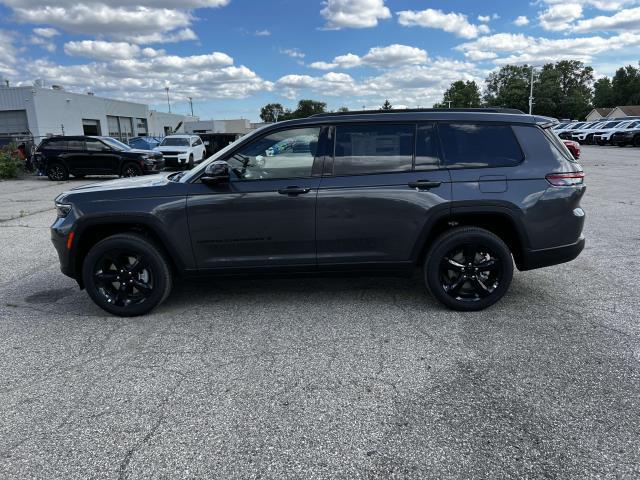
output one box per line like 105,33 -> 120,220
35,136 -> 164,180
51,110 -> 586,316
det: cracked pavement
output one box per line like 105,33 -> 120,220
0,146 -> 639,479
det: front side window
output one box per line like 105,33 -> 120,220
439,123 -> 523,168
42,140 -> 67,151
227,127 -> 321,180
66,140 -> 84,151
334,124 -> 413,175
85,139 -> 107,151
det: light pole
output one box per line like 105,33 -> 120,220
528,66 -> 540,115
188,96 -> 194,116
165,87 -> 171,113
447,100 -> 452,108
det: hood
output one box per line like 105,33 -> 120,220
60,172 -> 186,202
128,148 -> 160,155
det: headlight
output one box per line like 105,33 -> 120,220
55,202 -> 72,218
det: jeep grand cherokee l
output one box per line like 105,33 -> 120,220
51,109 -> 586,316
35,136 -> 164,180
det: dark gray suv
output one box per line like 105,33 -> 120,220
51,109 -> 586,316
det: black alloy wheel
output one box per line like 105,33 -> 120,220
439,244 -> 501,302
47,162 -> 68,181
83,233 -> 172,316
425,227 -> 514,311
122,163 -> 142,177
93,250 -> 154,308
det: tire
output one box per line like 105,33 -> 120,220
187,154 -> 194,170
47,162 -> 69,181
82,233 -> 173,317
634,136 -> 640,147
424,227 -> 514,311
121,162 -> 142,177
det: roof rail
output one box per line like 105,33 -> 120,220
311,107 -> 525,118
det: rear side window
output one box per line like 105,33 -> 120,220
67,140 -> 84,151
415,123 -> 440,170
438,123 -> 523,168
334,124 -> 413,175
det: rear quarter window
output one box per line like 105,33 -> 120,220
438,123 -> 523,168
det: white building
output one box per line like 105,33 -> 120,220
0,84 -> 197,142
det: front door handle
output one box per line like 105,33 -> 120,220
408,180 -> 442,190
278,186 -> 311,195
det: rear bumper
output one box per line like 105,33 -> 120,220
518,235 -> 585,271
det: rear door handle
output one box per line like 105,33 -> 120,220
408,180 -> 442,190
278,186 -> 311,195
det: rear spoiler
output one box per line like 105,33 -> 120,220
533,115 -> 559,129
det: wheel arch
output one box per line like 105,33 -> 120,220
415,204 -> 531,270
72,215 -> 185,288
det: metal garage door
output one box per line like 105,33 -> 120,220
0,110 -> 29,135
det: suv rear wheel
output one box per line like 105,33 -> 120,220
47,162 -> 69,181
121,162 -> 142,177
82,233 -> 173,316
424,227 -> 514,311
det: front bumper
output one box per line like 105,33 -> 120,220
163,155 -> 189,167
51,222 -> 75,279
143,159 -> 165,173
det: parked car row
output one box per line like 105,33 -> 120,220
553,119 -> 640,147
34,134 -> 207,181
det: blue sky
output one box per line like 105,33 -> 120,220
1,0 -> 639,120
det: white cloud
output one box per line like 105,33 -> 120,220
320,0 -> 391,29
572,6 -> 640,32
29,35 -> 56,52
254,29 -> 271,36
456,31 -> 640,65
397,8 -> 489,39
514,16 -> 530,26
538,3 -> 583,31
1,0 -> 229,41
124,28 -> 197,44
309,44 -> 427,70
280,48 -> 305,59
25,49 -> 271,102
541,0 -> 637,10
33,27 -> 59,38
64,40 -> 142,60
278,57 -> 484,107
478,15 -> 491,23
0,30 -> 19,75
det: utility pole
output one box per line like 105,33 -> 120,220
188,96 -> 194,116
447,100 -> 452,108
165,87 -> 171,113
529,66 -> 536,115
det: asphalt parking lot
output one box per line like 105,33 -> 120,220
1,146 -> 639,479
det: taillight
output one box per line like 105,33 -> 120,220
545,172 -> 585,186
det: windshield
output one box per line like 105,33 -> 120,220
570,123 -> 585,129
101,137 -> 131,151
160,137 -> 189,146
602,122 -> 621,128
628,121 -> 640,128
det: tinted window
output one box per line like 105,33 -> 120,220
160,137 -> 189,146
67,140 -> 84,151
227,127 -> 321,180
415,123 -> 440,170
439,123 -> 523,168
42,140 -> 67,151
334,124 -> 413,175
85,139 -> 107,151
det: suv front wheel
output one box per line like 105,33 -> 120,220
424,227 -> 514,311
82,233 -> 173,316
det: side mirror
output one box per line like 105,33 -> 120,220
201,160 -> 230,186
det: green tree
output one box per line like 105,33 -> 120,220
611,63 -> 640,105
288,99 -> 327,119
337,106 -> 350,112
593,77 -> 615,107
435,80 -> 481,108
380,99 -> 393,110
259,103 -> 287,122
484,65 -> 531,112
534,60 -> 593,119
